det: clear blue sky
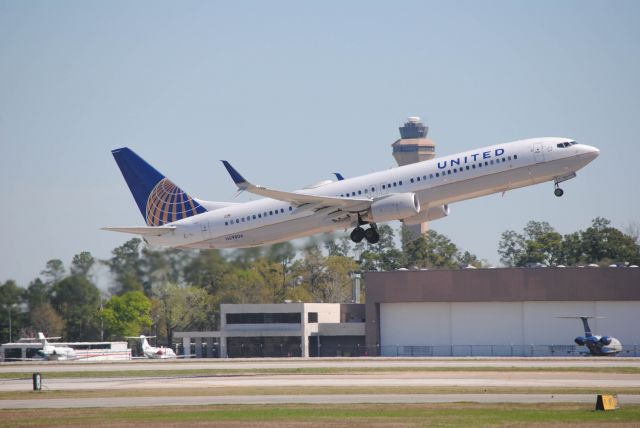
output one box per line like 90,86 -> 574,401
1,1 -> 639,286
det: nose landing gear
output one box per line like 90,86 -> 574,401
554,186 -> 564,197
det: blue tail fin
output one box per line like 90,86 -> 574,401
111,147 -> 206,226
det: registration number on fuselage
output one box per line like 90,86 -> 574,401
225,233 -> 244,241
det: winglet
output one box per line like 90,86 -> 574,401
221,161 -> 250,190
333,172 -> 345,181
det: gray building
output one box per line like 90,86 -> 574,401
364,267 -> 640,356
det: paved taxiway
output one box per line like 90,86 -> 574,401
2,372 -> 639,392
2,358 -> 639,409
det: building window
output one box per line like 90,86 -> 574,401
226,312 -> 302,324
308,312 -> 318,323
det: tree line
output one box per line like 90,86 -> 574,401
1,218 -> 637,345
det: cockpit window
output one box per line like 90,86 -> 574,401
556,141 -> 577,148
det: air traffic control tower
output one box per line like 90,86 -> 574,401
392,117 -> 436,237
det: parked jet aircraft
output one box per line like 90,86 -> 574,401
32,332 -> 77,361
559,316 -> 623,356
126,335 -> 177,359
104,137 -> 599,248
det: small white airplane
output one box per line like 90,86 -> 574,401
104,136 -> 599,248
32,332 -> 77,361
126,335 -> 177,359
559,316 -> 623,356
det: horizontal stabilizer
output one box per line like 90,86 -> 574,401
101,226 -> 176,236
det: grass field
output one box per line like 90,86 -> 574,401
2,403 -> 640,427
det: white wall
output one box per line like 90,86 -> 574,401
380,301 -> 640,347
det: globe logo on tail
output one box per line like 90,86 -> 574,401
145,178 -> 205,226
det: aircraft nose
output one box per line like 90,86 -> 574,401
583,145 -> 600,159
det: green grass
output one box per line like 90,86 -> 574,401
2,403 -> 640,427
2,365 -> 639,379
2,386 -> 640,400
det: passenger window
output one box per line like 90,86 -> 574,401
514,154 -> 518,159
280,208 -> 284,213
371,187 -> 375,192
399,180 -> 403,185
358,190 -> 361,195
484,161 -> 488,166
478,163 -> 482,167
453,168 -> 457,173
430,174 -> 433,179
490,160 -> 494,165
225,221 -> 228,226
466,166 -> 470,170
502,158 -> 506,162
410,178 -> 414,183
382,184 -> 386,189
393,182 -> 397,187
436,172 -> 439,177
472,164 -> 476,169
289,206 -> 293,211
416,177 -> 420,182
352,191 -> 356,196
508,156 -> 511,161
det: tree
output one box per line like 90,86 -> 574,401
184,250 -> 231,294
154,283 -> 210,346
0,280 -> 24,343
49,275 -> 100,340
403,228 -> 460,269
41,259 -> 66,285
359,225 -> 403,271
498,221 -> 563,266
580,217 -> 640,265
25,278 -> 49,312
102,291 -> 152,339
27,303 -> 65,338
317,255 -> 358,303
70,251 -> 95,278
103,239 -> 146,295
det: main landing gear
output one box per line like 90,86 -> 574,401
350,221 -> 380,244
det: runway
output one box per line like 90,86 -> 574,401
2,371 -> 640,392
1,358 -> 639,409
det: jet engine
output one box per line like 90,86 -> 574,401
574,336 -> 586,346
600,336 -> 612,345
402,204 -> 450,225
362,193 -> 420,223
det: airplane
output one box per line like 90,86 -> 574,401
26,332 -> 78,361
126,335 -> 177,359
559,316 -> 623,356
103,136 -> 599,248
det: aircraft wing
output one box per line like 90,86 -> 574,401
101,226 -> 176,236
221,161 -> 372,213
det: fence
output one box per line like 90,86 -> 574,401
215,343 -> 640,358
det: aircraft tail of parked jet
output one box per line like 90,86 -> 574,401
558,316 -> 622,356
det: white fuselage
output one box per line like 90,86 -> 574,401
144,137 -> 599,249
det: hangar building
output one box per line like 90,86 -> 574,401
364,267 -> 640,356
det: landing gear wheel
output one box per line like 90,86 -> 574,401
554,187 -> 564,197
350,227 -> 365,243
364,227 -> 380,244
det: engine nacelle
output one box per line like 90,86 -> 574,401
574,337 -> 586,346
402,204 -> 450,225
362,193 -> 420,223
600,336 -> 612,345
